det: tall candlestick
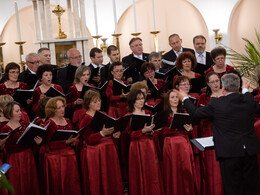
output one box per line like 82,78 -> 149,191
112,0 -> 118,34
152,0 -> 156,31
132,0 -> 137,33
14,0 -> 22,42
93,0 -> 99,35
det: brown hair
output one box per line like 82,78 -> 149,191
127,89 -> 145,113
74,65 -> 91,84
82,89 -> 101,110
175,51 -> 197,70
0,95 -> 14,110
37,96 -> 51,118
129,37 -> 142,46
3,62 -> 20,81
108,61 -> 123,80
3,101 -> 20,120
174,75 -> 190,89
45,97 -> 66,118
130,81 -> 148,92
163,89 -> 184,115
140,62 -> 155,78
90,47 -> 102,58
210,46 -> 226,60
193,35 -> 206,44
36,64 -> 53,79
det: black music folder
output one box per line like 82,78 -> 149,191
144,101 -> 163,114
13,80 -> 39,106
155,67 -> 181,80
251,90 -> 258,96
190,136 -> 214,151
45,87 -> 66,97
112,79 -> 131,96
189,96 -> 198,105
152,111 -> 169,130
89,111 -> 131,133
170,113 -> 192,129
147,78 -> 169,99
0,126 -> 21,140
189,76 -> 206,93
16,122 -> 50,147
80,80 -> 108,98
129,114 -> 152,131
193,63 -> 211,76
51,125 -> 88,141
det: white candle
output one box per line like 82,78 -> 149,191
93,0 -> 99,35
152,0 -> 156,31
112,0 -> 118,34
14,0 -> 22,42
132,0 -> 137,33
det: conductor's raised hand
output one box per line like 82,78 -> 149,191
101,124 -> 114,136
173,89 -> 188,101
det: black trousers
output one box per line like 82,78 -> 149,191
219,154 -> 259,195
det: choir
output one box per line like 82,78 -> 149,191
0,35 -> 259,195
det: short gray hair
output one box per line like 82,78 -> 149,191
148,52 -> 162,61
26,53 -> 39,62
221,73 -> 240,93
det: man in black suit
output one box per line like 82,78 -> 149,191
37,47 -> 60,83
122,37 -> 149,83
18,52 -> 40,89
57,48 -> 83,93
177,73 -> 259,195
193,35 -> 214,76
163,33 -> 194,66
88,47 -> 107,87
105,45 -> 121,79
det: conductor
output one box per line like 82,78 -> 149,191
176,73 -> 259,195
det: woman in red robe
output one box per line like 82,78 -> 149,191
205,46 -> 234,78
1,101 -> 40,195
79,89 -> 123,195
125,89 -> 164,195
105,61 -> 128,118
172,51 -> 202,87
140,62 -> 165,107
31,64 -> 64,113
162,89 -> 197,195
66,65 -> 93,128
41,96 -> 81,195
0,62 -> 29,96
197,72 -> 224,195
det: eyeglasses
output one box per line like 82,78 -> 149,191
9,70 -> 20,74
69,55 -> 82,60
28,61 -> 40,65
208,79 -> 220,84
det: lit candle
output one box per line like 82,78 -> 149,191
14,0 -> 22,42
93,0 -> 99,35
132,0 -> 137,33
152,0 -> 156,31
112,0 -> 118,34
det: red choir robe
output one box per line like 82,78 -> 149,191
205,64 -> 234,78
79,113 -> 124,195
105,80 -> 128,119
162,116 -> 197,195
31,84 -> 64,113
125,110 -> 164,195
197,93 -> 224,195
1,121 -> 40,195
40,118 -> 81,195
0,82 -> 28,96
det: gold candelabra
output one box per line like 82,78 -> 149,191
150,31 -> 160,52
0,42 -> 6,71
15,41 -> 26,71
52,5 -> 67,39
131,32 -> 141,37
112,33 -> 122,52
92,35 -> 102,48
100,38 -> 108,53
213,29 -> 222,44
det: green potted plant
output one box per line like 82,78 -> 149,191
227,30 -> 260,87
0,171 -> 14,193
